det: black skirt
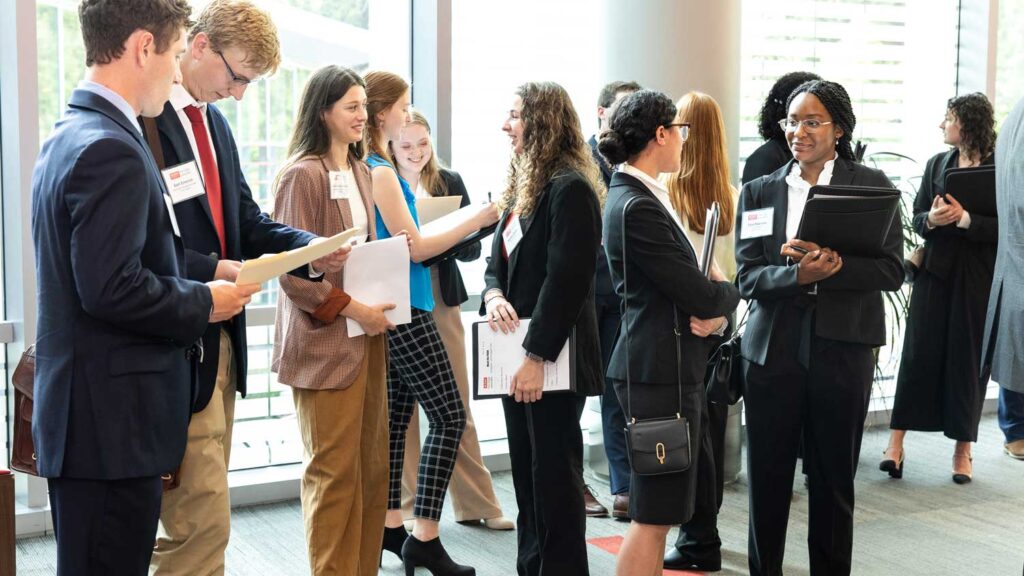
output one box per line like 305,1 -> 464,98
612,378 -> 706,525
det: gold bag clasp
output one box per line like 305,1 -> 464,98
656,442 -> 666,464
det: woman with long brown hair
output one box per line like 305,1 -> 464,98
364,71 -> 497,576
483,81 -> 604,575
661,91 -> 738,572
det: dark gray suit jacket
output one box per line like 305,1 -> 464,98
735,157 -> 904,366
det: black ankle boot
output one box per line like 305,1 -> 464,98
401,535 -> 475,576
381,526 -> 409,564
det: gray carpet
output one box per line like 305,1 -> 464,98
16,416 -> 1024,575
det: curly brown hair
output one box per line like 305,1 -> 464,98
948,93 -> 996,160
502,82 -> 604,216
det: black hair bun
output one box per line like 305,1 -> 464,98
597,129 -> 628,165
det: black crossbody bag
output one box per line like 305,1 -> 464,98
620,195 -> 692,476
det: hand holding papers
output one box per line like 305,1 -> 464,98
236,227 -> 363,285
472,319 -> 575,399
343,236 -> 412,337
415,196 -> 463,225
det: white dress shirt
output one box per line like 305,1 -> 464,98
784,153 -> 837,240
79,80 -> 141,134
169,83 -> 218,168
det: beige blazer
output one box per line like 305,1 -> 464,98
272,154 -> 376,390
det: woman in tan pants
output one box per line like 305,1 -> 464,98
273,65 -> 397,575
393,111 -> 513,531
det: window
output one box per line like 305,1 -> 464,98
35,0 -> 411,471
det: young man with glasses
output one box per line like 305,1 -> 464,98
142,2 -> 349,574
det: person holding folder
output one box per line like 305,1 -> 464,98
393,111 -> 514,532
735,79 -> 903,576
661,91 -> 739,573
483,81 -> 604,576
882,93 -> 997,483
600,89 -> 740,576
365,71 -> 497,576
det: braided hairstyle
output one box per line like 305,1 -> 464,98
758,71 -> 821,142
787,79 -> 856,161
947,92 -> 996,160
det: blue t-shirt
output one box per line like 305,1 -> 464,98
366,153 -> 434,312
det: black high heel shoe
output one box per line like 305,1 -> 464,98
402,535 -> 475,576
381,525 -> 409,565
879,449 -> 905,479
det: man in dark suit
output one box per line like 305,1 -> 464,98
587,80 -> 640,519
140,2 -> 347,573
30,2 -> 261,574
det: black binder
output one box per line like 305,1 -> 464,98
421,222 -> 498,267
795,185 -> 900,257
944,166 -> 996,217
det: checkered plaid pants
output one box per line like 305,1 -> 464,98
387,308 -> 467,520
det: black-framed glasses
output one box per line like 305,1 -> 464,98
666,122 -> 690,142
215,50 -> 256,86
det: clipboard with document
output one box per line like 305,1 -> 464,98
795,185 -> 900,257
471,319 -> 576,399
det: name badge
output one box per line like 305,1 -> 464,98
740,207 -> 774,240
161,161 -> 206,205
329,171 -> 351,200
163,193 -> 182,237
502,215 -> 523,254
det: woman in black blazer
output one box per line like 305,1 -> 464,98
742,71 -> 821,184
736,80 -> 904,576
394,111 -> 513,530
482,81 -> 603,576
883,93 -> 997,484
601,90 -> 740,576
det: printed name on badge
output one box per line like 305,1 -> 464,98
329,171 -> 352,200
502,215 -> 523,254
741,207 -> 774,240
161,161 -> 206,205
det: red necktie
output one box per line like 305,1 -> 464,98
183,104 -> 227,256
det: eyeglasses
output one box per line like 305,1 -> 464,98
666,122 -> 691,142
215,51 -> 256,86
778,118 -> 833,132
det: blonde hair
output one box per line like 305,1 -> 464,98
502,82 -> 604,216
666,92 -> 735,235
364,71 -> 410,160
404,110 -> 449,197
190,0 -> 281,75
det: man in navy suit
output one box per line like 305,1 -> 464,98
140,2 -> 349,573
30,1 -> 262,574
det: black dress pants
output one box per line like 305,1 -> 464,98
48,475 -> 163,576
744,335 -> 874,576
503,394 -> 589,576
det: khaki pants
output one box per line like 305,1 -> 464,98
401,271 -> 503,522
293,334 -> 389,576
152,330 -> 236,576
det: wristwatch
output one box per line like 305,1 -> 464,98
525,351 -> 545,364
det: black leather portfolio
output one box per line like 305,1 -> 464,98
944,166 -> 996,217
796,185 -> 901,257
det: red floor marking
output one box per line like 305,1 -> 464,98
586,536 -> 707,575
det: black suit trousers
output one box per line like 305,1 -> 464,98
503,394 -> 589,576
48,475 -> 163,576
744,335 -> 874,576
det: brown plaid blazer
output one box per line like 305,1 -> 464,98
271,154 -> 377,390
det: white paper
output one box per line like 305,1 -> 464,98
502,215 -> 523,254
419,203 -> 485,238
474,319 -> 572,398
415,196 -> 463,225
740,207 -> 774,240
235,227 -> 363,285
343,236 -> 412,337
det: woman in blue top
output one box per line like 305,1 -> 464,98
364,71 -> 498,576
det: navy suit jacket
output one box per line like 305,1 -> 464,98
31,89 -> 212,479
735,158 -> 904,366
142,101 -> 315,411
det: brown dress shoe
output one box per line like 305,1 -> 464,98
1005,439 -> 1024,460
583,484 -> 608,517
612,493 -> 629,520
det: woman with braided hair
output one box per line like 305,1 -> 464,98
734,79 -> 904,576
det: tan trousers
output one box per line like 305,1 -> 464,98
293,334 -> 389,576
152,330 -> 236,576
400,270 -> 503,522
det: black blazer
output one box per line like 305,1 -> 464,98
142,101 -> 316,411
482,170 -> 603,397
742,139 -> 792,185
736,157 -> 905,366
913,149 -> 997,280
432,169 -> 481,307
604,172 -> 740,386
31,89 -> 211,478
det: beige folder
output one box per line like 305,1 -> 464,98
235,227 -> 364,285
